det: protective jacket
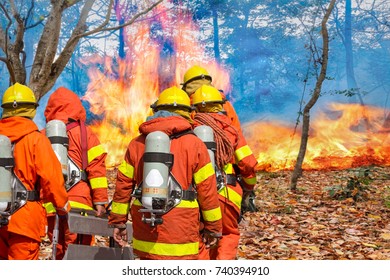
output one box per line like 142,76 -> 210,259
220,92 -> 241,133
109,115 -> 222,260
43,87 -> 109,212
193,112 -> 257,260
0,116 -> 70,242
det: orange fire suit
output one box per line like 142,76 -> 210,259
43,87 -> 109,259
109,114 -> 222,260
0,116 -> 70,260
220,91 -> 241,133
194,112 -> 257,260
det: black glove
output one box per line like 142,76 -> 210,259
201,230 -> 221,249
241,190 -> 258,214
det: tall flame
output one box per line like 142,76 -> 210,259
81,3 -> 230,167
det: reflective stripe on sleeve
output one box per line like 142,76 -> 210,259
202,206 -> 222,222
219,186 -> 242,209
89,177 -> 108,189
133,238 -> 199,257
111,201 -> 130,215
243,176 -> 257,185
87,144 -> 105,163
193,162 -> 215,184
118,160 -> 134,179
235,145 -> 253,161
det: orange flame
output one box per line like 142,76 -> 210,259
246,103 -> 390,172
81,4 -> 230,167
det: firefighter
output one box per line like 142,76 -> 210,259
191,84 -> 258,260
0,83 -> 70,260
181,65 -> 242,132
43,87 -> 109,260
109,86 -> 222,260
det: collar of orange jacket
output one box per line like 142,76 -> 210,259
0,116 -> 38,142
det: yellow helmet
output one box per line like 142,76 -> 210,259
182,65 -> 212,86
152,86 -> 192,111
1,83 -> 38,108
192,85 -> 224,106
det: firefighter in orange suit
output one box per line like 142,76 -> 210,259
181,65 -> 242,132
0,83 -> 70,260
43,87 -> 109,259
109,86 -> 222,260
192,85 -> 258,260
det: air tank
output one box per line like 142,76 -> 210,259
194,125 -> 216,169
142,131 -> 171,210
0,135 -> 12,212
45,120 -> 69,178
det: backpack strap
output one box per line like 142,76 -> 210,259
169,128 -> 195,139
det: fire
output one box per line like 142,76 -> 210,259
245,103 -> 390,172
80,3 -> 390,173
81,3 -> 230,167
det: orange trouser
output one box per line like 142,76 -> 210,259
0,228 -> 40,260
209,200 -> 240,260
47,215 -> 93,260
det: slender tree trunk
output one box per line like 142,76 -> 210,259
211,4 -> 221,63
290,0 -> 336,190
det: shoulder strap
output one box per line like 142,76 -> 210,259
66,121 -> 88,170
169,128 -> 195,140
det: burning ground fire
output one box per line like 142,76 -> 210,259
81,3 -> 390,172
245,103 -> 390,172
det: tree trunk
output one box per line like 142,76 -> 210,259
290,0 -> 336,191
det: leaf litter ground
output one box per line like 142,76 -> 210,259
39,166 -> 390,260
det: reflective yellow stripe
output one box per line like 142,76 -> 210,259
112,201 -> 130,215
70,201 -> 94,210
235,145 -> 253,161
44,201 -> 94,214
118,160 -> 134,179
177,199 -> 199,208
133,199 -> 142,206
243,176 -> 257,185
134,197 -> 199,208
89,177 -> 108,189
43,202 -> 56,214
133,237 -> 199,256
223,163 -> 233,174
193,162 -> 214,184
87,144 -> 105,164
202,206 -> 222,222
219,186 -> 242,209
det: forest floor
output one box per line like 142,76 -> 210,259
39,166 -> 390,260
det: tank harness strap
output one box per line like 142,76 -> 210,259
169,128 -> 195,139
27,190 -> 40,201
226,174 -> 237,186
181,189 -> 197,201
143,152 -> 173,169
204,141 -> 216,152
0,158 -> 14,167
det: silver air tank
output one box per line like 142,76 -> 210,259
46,120 -> 69,178
0,135 -> 12,212
194,125 -> 216,169
142,131 -> 170,210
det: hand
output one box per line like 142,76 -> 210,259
241,190 -> 258,213
202,230 -> 221,249
95,204 -> 106,217
113,228 -> 128,247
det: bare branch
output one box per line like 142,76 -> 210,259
0,56 -> 15,84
